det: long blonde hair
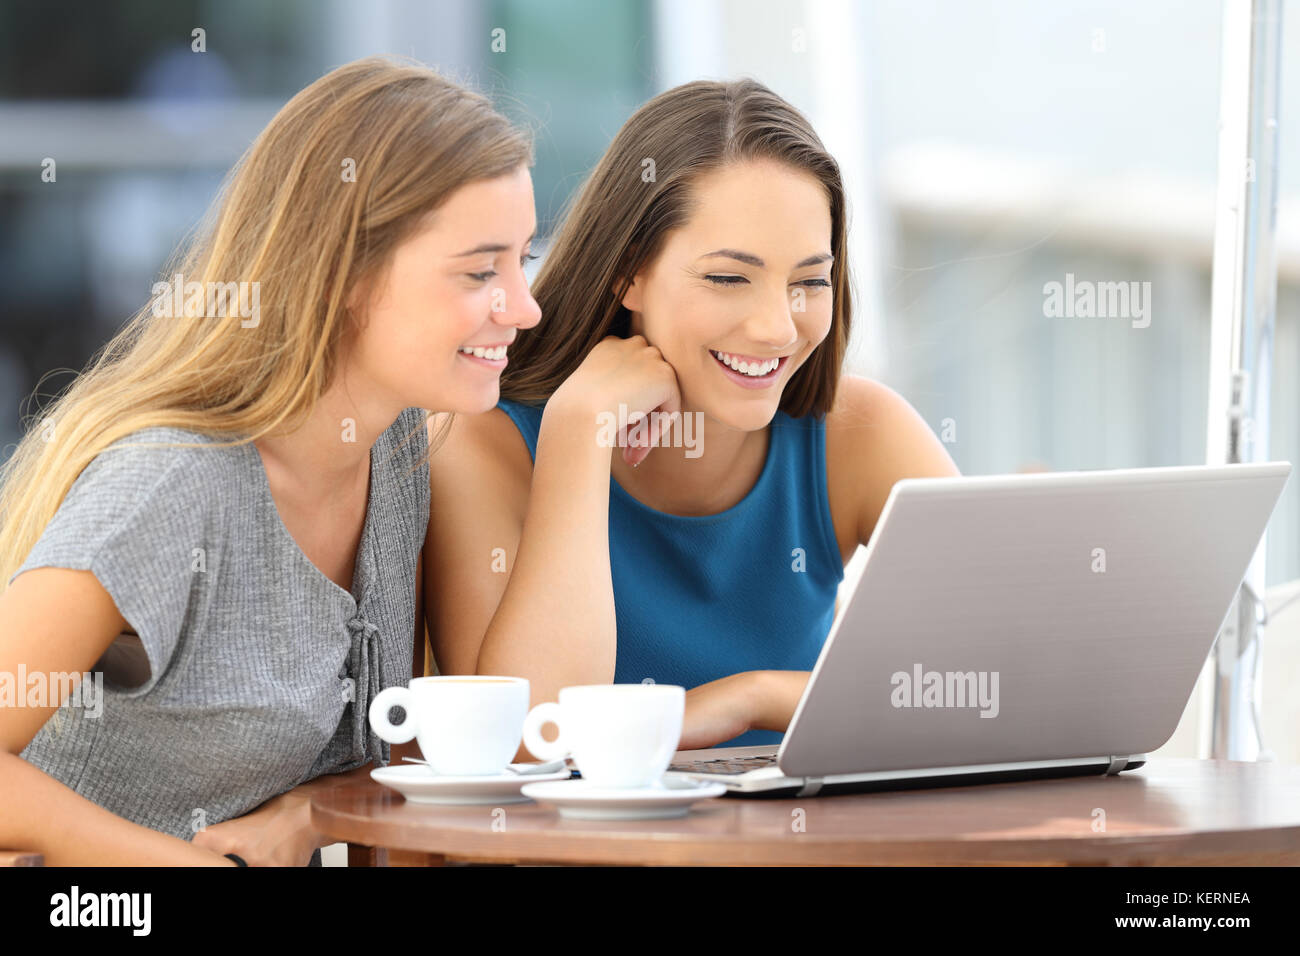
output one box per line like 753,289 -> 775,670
0,55 -> 532,591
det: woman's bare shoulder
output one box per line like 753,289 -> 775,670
823,374 -> 960,547
825,375 -> 956,466
425,407 -> 534,509
825,374 -> 909,431
427,407 -> 533,464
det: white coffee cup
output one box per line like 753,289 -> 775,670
521,684 -> 684,788
369,676 -> 529,776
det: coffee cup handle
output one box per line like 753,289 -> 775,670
521,701 -> 569,761
369,686 -> 417,744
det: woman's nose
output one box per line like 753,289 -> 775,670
746,290 -> 799,349
494,271 -> 542,330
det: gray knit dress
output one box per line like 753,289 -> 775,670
9,407 -> 430,864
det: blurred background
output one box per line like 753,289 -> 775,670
1,0 -> 1298,773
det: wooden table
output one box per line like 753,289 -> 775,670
310,758 -> 1300,866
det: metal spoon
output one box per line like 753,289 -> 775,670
504,757 -> 569,776
401,756 -> 568,775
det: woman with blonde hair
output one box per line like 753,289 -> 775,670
425,78 -> 959,752
0,56 -> 540,864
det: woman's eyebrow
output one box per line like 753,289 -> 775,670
701,248 -> 764,266
700,249 -> 833,268
452,232 -> 536,258
796,252 -> 834,267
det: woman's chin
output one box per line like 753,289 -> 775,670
424,383 -> 501,415
694,390 -> 782,433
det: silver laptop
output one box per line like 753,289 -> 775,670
667,461 -> 1292,797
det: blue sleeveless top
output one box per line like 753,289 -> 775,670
497,399 -> 845,747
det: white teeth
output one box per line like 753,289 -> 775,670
711,350 -> 779,376
458,345 -> 507,360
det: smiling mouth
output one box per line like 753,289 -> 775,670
458,345 -> 508,360
709,349 -> 787,379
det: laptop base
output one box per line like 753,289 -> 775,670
666,753 -> 1147,798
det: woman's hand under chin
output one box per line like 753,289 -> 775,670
548,333 -> 681,468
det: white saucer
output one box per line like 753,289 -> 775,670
519,776 -> 727,819
370,764 -> 572,805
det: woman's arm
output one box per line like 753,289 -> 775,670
425,337 -> 680,761
424,406 -> 615,763
0,567 -> 236,865
423,403 -> 615,716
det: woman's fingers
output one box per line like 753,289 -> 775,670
624,441 -> 652,468
622,410 -> 650,467
565,333 -> 684,468
627,356 -> 682,466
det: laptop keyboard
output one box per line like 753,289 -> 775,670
667,754 -> 781,776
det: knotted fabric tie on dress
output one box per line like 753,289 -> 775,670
345,615 -> 385,766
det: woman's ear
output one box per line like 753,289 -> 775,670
619,273 -> 645,313
616,244 -> 645,313
618,274 -> 648,338
344,269 -> 376,329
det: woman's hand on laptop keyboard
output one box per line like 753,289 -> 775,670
680,671 -> 813,750
679,672 -> 766,750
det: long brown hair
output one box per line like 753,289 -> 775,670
0,55 -> 533,591
501,77 -> 850,418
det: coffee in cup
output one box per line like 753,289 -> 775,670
369,675 -> 529,775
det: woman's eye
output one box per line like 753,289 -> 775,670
468,270 -> 498,282
704,274 -> 748,286
797,278 -> 832,288
521,252 -> 539,267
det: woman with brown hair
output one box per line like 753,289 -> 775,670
425,78 -> 959,753
0,56 -> 540,864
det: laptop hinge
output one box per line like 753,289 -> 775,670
1104,755 -> 1130,775
796,777 -> 824,797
